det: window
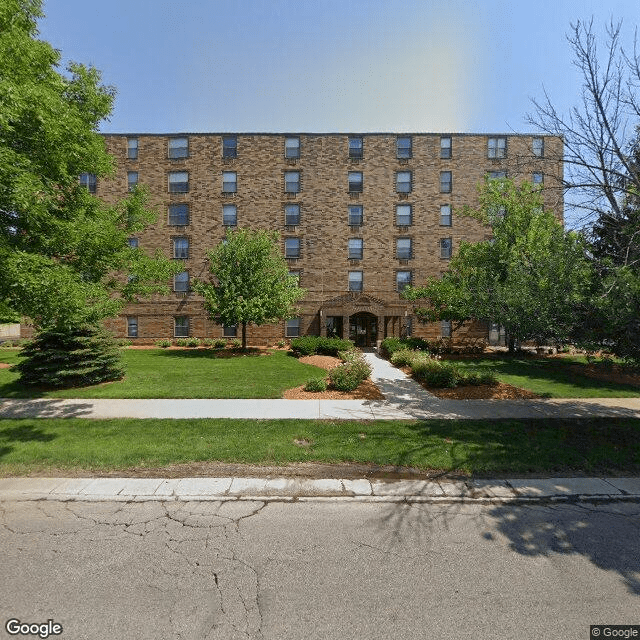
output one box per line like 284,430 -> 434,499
284,237 -> 300,258
223,324 -> 237,338
440,136 -> 452,159
440,171 -> 452,193
533,172 -> 544,186
348,238 -> 363,260
127,316 -> 138,338
173,237 -> 189,259
441,320 -> 452,337
127,171 -> 138,192
396,204 -> 412,226
223,204 -> 237,226
222,136 -> 237,158
440,204 -> 452,226
285,136 -> 300,159
488,137 -> 507,158
168,137 -> 188,159
169,204 -> 189,226
284,171 -> 300,193
349,136 -> 363,159
397,136 -> 412,159
127,138 -> 138,159
174,271 -> 189,292
169,171 -> 189,193
488,171 -> 507,180
222,171 -> 237,193
348,271 -> 363,292
532,137 -> 544,157
348,171 -> 363,193
396,271 -> 412,292
79,173 -> 96,193
396,171 -> 412,193
348,205 -> 363,226
440,238 -> 453,259
127,237 -> 139,248
285,204 -> 300,225
396,237 -> 412,260
174,316 -> 189,337
285,318 -> 300,337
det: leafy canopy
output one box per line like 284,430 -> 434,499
0,0 -> 178,330
403,178 -> 593,347
193,228 -> 306,348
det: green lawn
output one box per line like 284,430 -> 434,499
447,355 -> 640,398
0,348 -> 326,399
1,417 -> 639,476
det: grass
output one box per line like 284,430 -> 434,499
0,348 -> 326,399
444,355 -> 640,398
0,417 -> 639,476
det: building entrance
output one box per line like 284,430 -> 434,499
349,312 -> 378,348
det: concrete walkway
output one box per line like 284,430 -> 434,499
1,351 -> 639,419
1,475 -> 639,504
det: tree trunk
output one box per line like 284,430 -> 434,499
242,321 -> 247,350
508,335 -> 516,354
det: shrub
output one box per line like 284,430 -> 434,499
290,336 -> 354,357
304,377 -> 327,392
380,337 -> 406,358
16,324 -> 125,388
186,337 -> 201,347
276,339 -> 287,348
212,338 -> 227,348
411,358 -> 460,388
229,338 -> 242,350
390,349 -> 415,368
329,364 -> 363,391
329,352 -> 372,391
156,339 -> 172,348
175,338 -> 189,347
116,338 -> 132,347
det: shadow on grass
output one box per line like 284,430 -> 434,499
0,422 -> 57,462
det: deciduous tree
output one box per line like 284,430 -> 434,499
193,228 -> 307,349
403,179 -> 592,352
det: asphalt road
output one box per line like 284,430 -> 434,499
1,499 -> 638,640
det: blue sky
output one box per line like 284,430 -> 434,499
38,0 -> 638,134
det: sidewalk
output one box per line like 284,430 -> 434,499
1,475 -> 639,503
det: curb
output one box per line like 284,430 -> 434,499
1,476 -> 639,504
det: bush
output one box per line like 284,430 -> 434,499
175,338 -> 189,347
186,337 -> 201,347
304,377 -> 327,392
229,338 -> 242,350
380,337 -> 406,358
290,336 -> 354,357
16,324 -> 125,388
329,352 -> 372,391
276,339 -> 287,348
411,358 -> 460,388
156,339 -> 172,348
390,349 -> 415,368
116,338 -> 132,347
213,338 -> 227,348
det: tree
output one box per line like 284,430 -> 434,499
0,0 -> 178,334
403,179 -> 592,352
193,228 -> 307,349
528,19 -> 640,360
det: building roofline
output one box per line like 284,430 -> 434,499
101,131 -> 562,138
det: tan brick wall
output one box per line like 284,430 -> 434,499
98,133 -> 563,345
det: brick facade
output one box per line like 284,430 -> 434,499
95,133 -> 563,347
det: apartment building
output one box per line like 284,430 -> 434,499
96,133 -> 563,347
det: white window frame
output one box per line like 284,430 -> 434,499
348,271 -> 363,292
284,171 -> 300,193
174,271 -> 189,292
348,172 -> 363,193
284,237 -> 301,259
440,136 -> 452,159
396,136 -> 412,159
440,171 -> 452,193
396,237 -> 412,260
223,204 -> 237,226
173,237 -> 189,260
285,136 -> 300,159
396,171 -> 412,193
440,204 -> 452,226
285,204 -> 300,225
222,171 -> 237,193
169,171 -> 189,193
127,138 -> 138,159
126,316 -> 138,338
348,238 -> 363,260
174,316 -> 189,337
488,137 -> 507,159
168,137 -> 188,159
348,205 -> 363,226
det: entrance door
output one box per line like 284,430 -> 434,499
349,312 -> 378,348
